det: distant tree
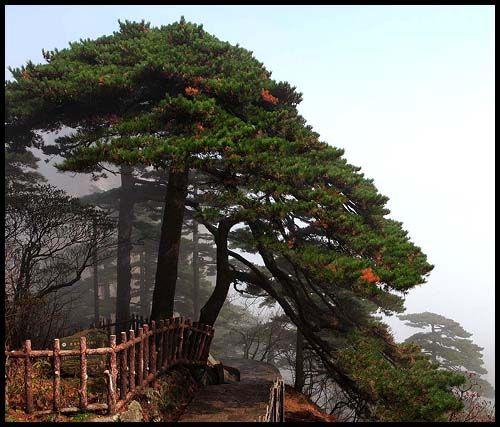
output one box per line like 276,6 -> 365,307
398,312 -> 494,398
5,183 -> 114,346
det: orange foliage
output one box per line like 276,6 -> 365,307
360,267 -> 380,283
194,122 -> 205,139
326,263 -> 337,274
185,86 -> 200,96
98,76 -> 105,86
261,89 -> 278,105
192,76 -> 205,85
21,70 -> 31,80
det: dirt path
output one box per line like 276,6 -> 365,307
179,357 -> 281,422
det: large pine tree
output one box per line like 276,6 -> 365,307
6,18 -> 466,420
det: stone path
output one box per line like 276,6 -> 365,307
179,357 -> 281,422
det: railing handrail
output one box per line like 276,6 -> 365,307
5,316 -> 215,417
262,377 -> 285,422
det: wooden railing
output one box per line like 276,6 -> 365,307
90,314 -> 150,336
5,317 -> 214,416
261,377 -> 285,422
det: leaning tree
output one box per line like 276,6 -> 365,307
5,18 -> 465,420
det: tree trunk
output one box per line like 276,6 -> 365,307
150,165 -> 189,321
116,166 -> 134,326
294,330 -> 305,392
139,248 -> 147,317
92,225 -> 99,327
144,240 -> 154,316
192,216 -> 200,320
103,279 -> 111,318
198,221 -> 233,326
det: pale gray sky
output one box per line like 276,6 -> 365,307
6,5 -> 495,387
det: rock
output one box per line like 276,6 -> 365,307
223,365 -> 240,383
119,400 -> 143,422
88,414 -> 120,422
207,353 -> 220,366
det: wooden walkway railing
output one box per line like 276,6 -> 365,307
5,317 -> 214,416
261,377 -> 285,422
90,314 -> 150,337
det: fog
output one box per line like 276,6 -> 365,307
7,3 -> 494,395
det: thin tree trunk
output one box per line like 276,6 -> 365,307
116,166 -> 134,325
103,278 -> 111,318
198,221 -> 234,326
144,240 -> 154,316
192,216 -> 200,320
139,248 -> 147,317
150,165 -> 189,321
294,330 -> 305,392
92,222 -> 99,327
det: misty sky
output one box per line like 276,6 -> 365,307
5,5 -> 495,387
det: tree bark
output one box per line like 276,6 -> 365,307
92,223 -> 99,326
139,248 -> 147,317
294,330 -> 305,392
198,221 -> 234,326
116,166 -> 134,325
192,216 -> 200,320
150,165 -> 189,321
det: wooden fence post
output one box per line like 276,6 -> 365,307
109,335 -> 117,414
79,336 -> 88,409
158,320 -> 164,370
129,330 -> 136,393
279,380 -> 285,421
53,339 -> 61,412
197,325 -> 209,362
5,353 -> 9,410
188,323 -> 199,361
137,328 -> 144,387
178,318 -> 185,361
150,320 -> 157,385
24,340 -> 33,414
120,332 -> 128,400
143,324 -> 149,381
165,319 -> 171,364
184,320 -> 192,361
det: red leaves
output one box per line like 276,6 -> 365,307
360,267 -> 380,283
192,76 -> 204,85
261,89 -> 278,105
98,76 -> 105,86
194,122 -> 204,139
185,86 -> 200,96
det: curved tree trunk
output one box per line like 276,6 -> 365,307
116,166 -> 134,326
150,165 -> 189,321
198,221 -> 234,326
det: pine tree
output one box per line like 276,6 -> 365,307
399,312 -> 494,398
6,18 -> 464,420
